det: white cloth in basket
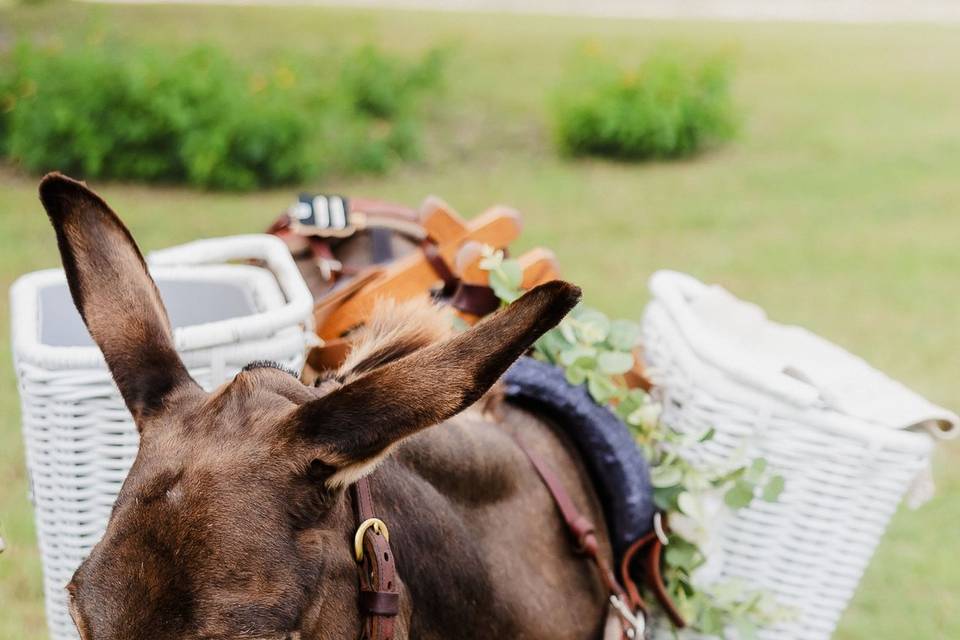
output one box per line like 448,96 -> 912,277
666,271 -> 958,439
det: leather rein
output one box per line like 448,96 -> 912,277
347,437 -> 668,640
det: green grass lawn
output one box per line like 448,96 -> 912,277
1,3 -> 959,639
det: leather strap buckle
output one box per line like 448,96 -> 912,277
354,517 -> 390,562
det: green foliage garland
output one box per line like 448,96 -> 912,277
480,247 -> 790,636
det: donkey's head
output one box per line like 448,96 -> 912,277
40,174 -> 580,640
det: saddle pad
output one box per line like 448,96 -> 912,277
503,357 -> 654,561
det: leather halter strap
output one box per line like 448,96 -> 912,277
351,478 -> 400,640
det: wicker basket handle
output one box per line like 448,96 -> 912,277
147,234 -> 315,350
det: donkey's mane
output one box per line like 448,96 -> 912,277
338,298 -> 454,381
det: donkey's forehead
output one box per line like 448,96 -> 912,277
140,367 -> 316,440
214,366 -> 318,408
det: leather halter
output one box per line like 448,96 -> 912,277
350,477 -> 400,640
349,446 -> 651,640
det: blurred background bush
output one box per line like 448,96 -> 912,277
0,40 -> 446,188
553,49 -> 737,159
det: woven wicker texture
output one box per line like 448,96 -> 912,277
642,271 -> 945,640
11,235 -> 314,640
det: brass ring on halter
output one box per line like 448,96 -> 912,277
354,517 -> 390,562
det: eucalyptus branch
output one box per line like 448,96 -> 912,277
479,248 -> 789,636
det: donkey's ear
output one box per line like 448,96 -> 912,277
292,281 -> 581,487
39,173 -> 198,424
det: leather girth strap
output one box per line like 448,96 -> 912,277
514,436 -> 689,634
351,478 -> 400,640
512,437 -> 638,638
419,239 -> 459,298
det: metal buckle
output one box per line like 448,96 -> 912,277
609,595 -> 646,639
354,517 -> 390,562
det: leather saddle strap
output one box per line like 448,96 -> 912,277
449,282 -> 501,317
420,239 -> 459,297
352,478 -> 400,640
268,198 -> 423,240
619,529 -> 686,629
512,437 -> 628,602
350,197 -> 420,223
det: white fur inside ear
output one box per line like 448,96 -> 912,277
323,444 -> 398,490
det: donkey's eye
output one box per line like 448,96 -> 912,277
243,360 -> 298,377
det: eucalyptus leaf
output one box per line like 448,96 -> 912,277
616,392 -> 643,419
665,541 -> 698,571
724,479 -> 755,510
489,270 -> 521,303
574,309 -> 610,343
674,587 -> 696,623
501,258 -> 524,289
653,484 -> 684,511
534,331 -> 564,363
597,350 -> 634,375
545,326 -> 574,349
678,574 -> 696,596
559,345 -> 597,367
683,468 -> 709,492
698,427 -> 716,443
734,618 -> 759,640
565,365 -> 588,386
607,319 -> 641,351
625,388 -> 648,406
586,371 -> 616,403
762,475 -> 786,502
650,464 -> 683,488
713,465 -> 747,487
677,493 -> 705,526
625,407 -> 645,427
698,605 -> 725,635
746,457 -> 767,482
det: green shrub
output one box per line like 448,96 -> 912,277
0,41 -> 446,189
0,44 -> 312,190
339,44 -> 446,120
323,45 -> 447,174
553,50 -> 738,160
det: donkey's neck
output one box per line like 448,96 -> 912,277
307,402 -> 611,640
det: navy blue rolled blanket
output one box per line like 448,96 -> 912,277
503,356 -> 655,562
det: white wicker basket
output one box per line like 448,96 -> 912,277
11,234 -> 314,640
642,270 -> 956,640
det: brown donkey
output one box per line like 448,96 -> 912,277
40,173 -> 619,640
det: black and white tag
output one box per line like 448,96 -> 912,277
291,193 -> 350,232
